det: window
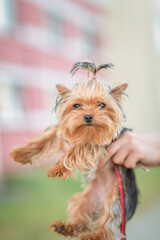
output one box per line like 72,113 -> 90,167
0,0 -> 14,33
0,72 -> 24,129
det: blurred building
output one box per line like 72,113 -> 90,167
107,0 -> 160,133
0,0 -> 108,173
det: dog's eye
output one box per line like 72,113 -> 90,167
98,103 -> 106,108
73,104 -> 82,108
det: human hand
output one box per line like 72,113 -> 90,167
98,131 -> 160,170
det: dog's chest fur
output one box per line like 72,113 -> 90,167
71,143 -> 106,179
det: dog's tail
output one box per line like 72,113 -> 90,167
10,125 -> 60,164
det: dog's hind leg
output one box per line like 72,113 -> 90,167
50,183 -> 97,238
79,170 -> 122,240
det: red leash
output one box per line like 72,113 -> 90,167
114,164 -> 125,239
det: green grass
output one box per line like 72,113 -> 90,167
0,169 -> 82,240
134,166 -> 160,211
0,166 -> 160,240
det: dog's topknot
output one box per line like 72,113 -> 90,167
71,60 -> 114,77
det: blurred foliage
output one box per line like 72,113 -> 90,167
0,166 -> 160,240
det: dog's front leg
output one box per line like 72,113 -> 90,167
47,144 -> 98,180
10,125 -> 59,164
47,158 -> 72,180
47,146 -> 76,180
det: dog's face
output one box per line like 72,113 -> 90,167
56,80 -> 127,145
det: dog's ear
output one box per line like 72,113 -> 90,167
111,83 -> 128,104
56,84 -> 69,94
55,85 -> 71,112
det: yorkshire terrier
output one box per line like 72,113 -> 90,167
10,61 -> 138,240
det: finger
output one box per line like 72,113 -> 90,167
106,136 -> 128,158
99,136 -> 128,170
124,152 -> 138,169
112,146 -> 130,165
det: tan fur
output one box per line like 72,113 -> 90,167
10,77 -> 128,239
10,125 -> 59,164
111,83 -> 128,104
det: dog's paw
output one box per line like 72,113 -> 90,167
50,220 -> 78,237
10,149 -> 32,164
47,165 -> 71,180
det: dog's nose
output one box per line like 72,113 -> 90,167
84,115 -> 93,123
